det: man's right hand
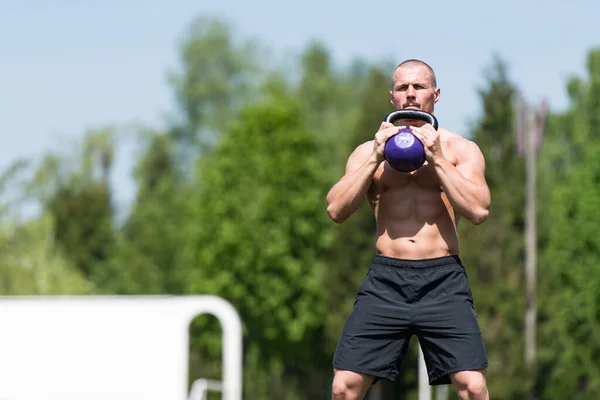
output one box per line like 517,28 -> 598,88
372,122 -> 406,163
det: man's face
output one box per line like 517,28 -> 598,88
389,64 -> 440,116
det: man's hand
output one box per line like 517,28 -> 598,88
410,124 -> 445,164
373,122 -> 406,163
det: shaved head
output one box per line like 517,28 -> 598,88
393,59 -> 437,88
389,59 -> 440,114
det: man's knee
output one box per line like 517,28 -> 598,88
464,379 -> 488,399
331,369 -> 373,400
450,369 -> 489,400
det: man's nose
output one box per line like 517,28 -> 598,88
406,85 -> 416,97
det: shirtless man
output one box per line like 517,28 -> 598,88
326,59 -> 491,400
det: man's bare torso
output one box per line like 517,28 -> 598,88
364,128 -> 462,260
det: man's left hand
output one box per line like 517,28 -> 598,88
410,124 -> 445,164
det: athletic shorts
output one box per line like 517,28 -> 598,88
332,254 -> 488,386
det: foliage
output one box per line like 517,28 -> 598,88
0,214 -> 94,295
535,49 -> 600,399
183,89 -> 334,367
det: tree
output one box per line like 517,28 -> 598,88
167,15 -> 265,166
115,130 -> 190,294
36,128 -> 118,289
0,213 -> 94,295
535,48 -> 600,399
182,87 -> 335,398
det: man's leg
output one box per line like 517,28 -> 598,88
331,369 -> 374,400
450,369 -> 489,400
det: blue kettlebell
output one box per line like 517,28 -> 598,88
383,110 -> 439,172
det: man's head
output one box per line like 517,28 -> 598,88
390,59 -> 440,114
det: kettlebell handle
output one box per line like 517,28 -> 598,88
384,110 -> 439,130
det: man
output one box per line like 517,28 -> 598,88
326,59 -> 491,400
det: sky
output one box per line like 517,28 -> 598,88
1,0 -> 598,215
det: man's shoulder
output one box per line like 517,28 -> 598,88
352,140 -> 374,155
439,128 -> 480,151
439,128 -> 486,167
344,141 -> 374,171
439,127 -> 465,141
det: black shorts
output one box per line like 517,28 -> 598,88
333,254 -> 488,386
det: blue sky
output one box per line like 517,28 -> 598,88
1,0 -> 598,214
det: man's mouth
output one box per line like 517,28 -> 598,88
404,105 -> 420,109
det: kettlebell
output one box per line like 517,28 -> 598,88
383,109 -> 439,172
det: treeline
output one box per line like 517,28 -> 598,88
1,15 -> 599,400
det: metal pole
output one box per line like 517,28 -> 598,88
435,385 -> 449,400
418,344 -> 431,400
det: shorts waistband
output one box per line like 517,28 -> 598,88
372,254 -> 463,269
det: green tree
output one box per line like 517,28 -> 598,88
168,15 -> 265,162
182,87 -> 335,399
0,148 -> 94,296
535,48 -> 600,399
115,130 -> 189,294
0,213 -> 94,295
37,128 -> 118,289
0,159 -> 30,219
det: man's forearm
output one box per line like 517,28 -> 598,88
326,157 -> 380,223
433,157 -> 490,224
